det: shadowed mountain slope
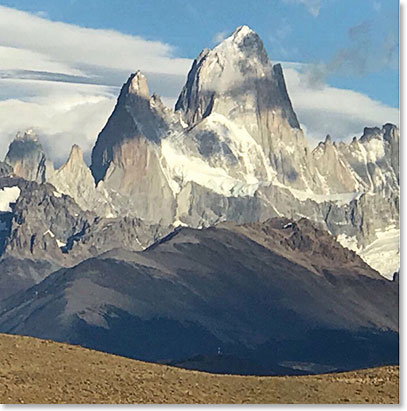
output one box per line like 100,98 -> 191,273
0,219 -> 398,375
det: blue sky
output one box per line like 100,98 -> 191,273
0,0 -> 399,162
0,0 -> 399,107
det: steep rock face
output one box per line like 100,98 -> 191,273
312,136 -> 361,193
47,144 -> 114,217
91,72 -> 175,183
90,71 -> 177,224
175,27 -> 299,130
4,130 -> 47,183
0,176 -> 171,299
1,177 -> 90,264
174,181 -> 264,228
383,123 -> 399,183
48,145 -> 101,213
0,162 -> 12,178
175,26 -> 315,191
336,125 -> 399,196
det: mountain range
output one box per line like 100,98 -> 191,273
0,26 -> 399,374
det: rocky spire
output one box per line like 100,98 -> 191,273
4,129 -> 47,183
216,25 -> 269,65
89,71 -> 177,224
175,25 -> 311,190
383,123 -> 399,143
382,123 -> 399,184
60,144 -> 86,171
175,25 -> 301,131
175,25 -> 274,126
127,71 -> 149,98
91,71 -> 173,184
48,144 -> 98,212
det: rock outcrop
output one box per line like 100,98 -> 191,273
0,176 -> 171,297
4,130 -> 47,183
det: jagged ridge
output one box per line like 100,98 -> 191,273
0,25 -> 400,279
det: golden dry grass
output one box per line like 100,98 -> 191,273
0,333 -> 398,404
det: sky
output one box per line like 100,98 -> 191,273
0,0 -> 399,164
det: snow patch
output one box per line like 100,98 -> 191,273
43,229 -> 55,238
173,219 -> 188,228
160,112 -> 277,198
359,226 -> 400,280
362,138 -> 385,163
273,180 -> 363,206
336,234 -> 360,253
0,186 -> 20,212
161,135 -> 260,198
135,236 -> 143,248
56,239 -> 66,247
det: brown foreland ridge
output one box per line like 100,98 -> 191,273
0,333 -> 398,404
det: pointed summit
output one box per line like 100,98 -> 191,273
175,24 -> 299,130
217,25 -> 260,47
212,25 -> 269,66
174,25 -> 316,190
91,70 -> 174,183
118,71 -> 150,103
90,71 -> 178,223
232,25 -> 255,39
48,144 -> 97,211
225,25 -> 268,63
60,144 -> 85,171
127,71 -> 149,98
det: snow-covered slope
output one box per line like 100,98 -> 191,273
359,226 -> 400,280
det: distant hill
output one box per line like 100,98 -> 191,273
0,218 -> 398,376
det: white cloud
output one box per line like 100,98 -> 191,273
213,31 -> 228,44
0,6 -> 191,76
0,46 -> 85,76
282,0 -> 323,17
0,5 -> 192,164
35,10 -> 48,18
0,5 -> 398,168
0,78 -> 117,164
282,63 -> 399,146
